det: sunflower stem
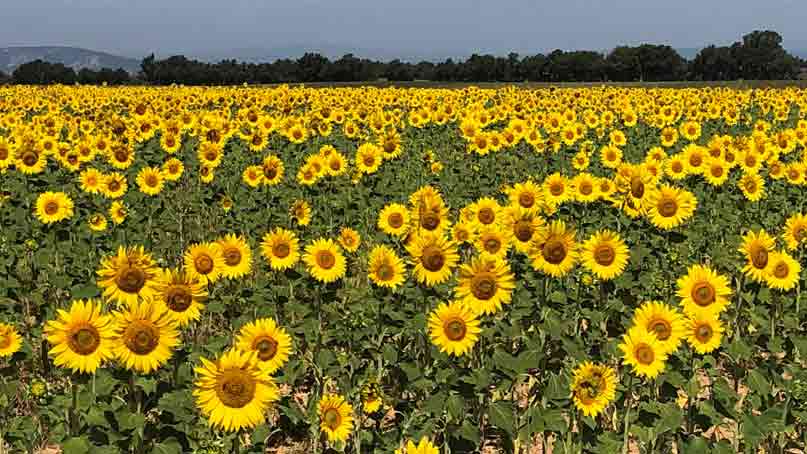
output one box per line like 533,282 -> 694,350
231,431 -> 241,454
686,348 -> 695,435
69,378 -> 78,437
621,374 -> 633,454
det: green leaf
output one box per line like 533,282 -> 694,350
456,421 -> 480,444
63,437 -> 91,454
488,401 -> 515,436
741,406 -> 786,446
682,436 -> 708,454
746,369 -> 771,398
153,438 -> 182,454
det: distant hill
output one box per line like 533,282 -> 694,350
0,46 -> 141,74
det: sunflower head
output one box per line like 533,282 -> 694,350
97,246 -> 160,306
318,394 -> 355,443
427,301 -> 481,356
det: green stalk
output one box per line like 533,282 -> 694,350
621,374 -> 634,454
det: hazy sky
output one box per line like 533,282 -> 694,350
2,0 -> 805,59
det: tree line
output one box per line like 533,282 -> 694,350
3,30 -> 804,85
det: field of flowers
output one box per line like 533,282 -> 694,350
0,85 -> 806,454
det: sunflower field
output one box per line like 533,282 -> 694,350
1,85 -> 807,454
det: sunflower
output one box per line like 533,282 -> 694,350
685,315 -> 723,354
397,437 -> 440,454
154,269 -> 207,326
97,246 -> 160,306
0,323 -> 22,358
580,230 -> 630,280
738,229 -> 776,282
676,264 -> 732,318
235,318 -> 292,374
367,245 -> 406,289
503,206 -> 545,254
338,227 -> 361,252
325,152 -> 348,177
356,143 -> 383,174
290,199 -> 312,226
109,201 -> 127,225
361,381 -> 383,414
474,225 -> 512,259
619,326 -> 668,379
184,242 -> 225,285
79,168 -> 104,194
703,158 -> 730,186
410,197 -> 450,235
506,180 -> 544,215
194,349 -> 280,432
34,191 -> 74,224
15,144 -> 47,174
631,301 -> 686,354
645,185 -> 697,230
303,238 -> 347,283
318,394 -> 355,443
570,362 -> 617,418
258,229 -> 300,272
528,220 -> 577,277
470,197 -> 502,228
451,221 -> 475,245
406,232 -> 459,286
455,255 -> 516,315
135,166 -> 165,196
738,172 -> 765,202
88,213 -> 108,232
162,158 -> 184,181
764,251 -> 801,291
783,213 -> 807,251
217,234 -> 252,279
262,154 -> 285,185
111,299 -> 179,374
43,299 -> 116,374
572,173 -> 599,203
665,154 -> 688,180
427,301 -> 481,356
543,173 -> 571,205
600,145 -> 622,169
102,173 -> 128,199
378,203 -> 411,237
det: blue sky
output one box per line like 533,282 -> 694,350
2,0 -> 805,59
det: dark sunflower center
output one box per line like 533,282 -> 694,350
114,150 -> 129,163
165,287 -> 193,312
518,193 -> 535,208
421,246 -> 445,272
216,370 -> 257,409
420,212 -> 440,231
223,247 -> 242,266
658,197 -> 678,217
773,261 -> 789,279
253,337 -> 279,361
44,201 -> 60,215
794,226 -> 806,242
580,182 -> 594,196
471,273 -> 497,300
477,208 -> 495,225
22,151 -> 38,166
363,155 -> 375,167
751,246 -> 768,269
692,282 -> 715,306
444,318 -> 467,341
329,159 -> 341,171
649,319 -> 672,341
711,166 -> 724,177
593,244 -> 616,266
549,183 -> 564,196
630,177 -> 645,199
252,135 -> 262,146
0,334 -> 10,349
576,377 -> 603,404
635,344 -> 655,365
195,255 -> 215,274
689,154 -> 702,167
116,266 -> 147,294
263,166 -> 277,180
316,251 -> 336,270
514,221 -> 533,242
123,320 -> 160,355
69,325 -> 100,355
388,213 -> 404,229
323,408 -> 342,430
145,175 -> 158,187
744,180 -> 757,192
671,161 -> 683,173
484,237 -> 502,254
542,238 -> 567,265
695,324 -> 713,343
108,180 -> 121,191
272,242 -> 290,259
0,147 -> 8,160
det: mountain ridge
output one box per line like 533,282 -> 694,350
0,46 -> 141,74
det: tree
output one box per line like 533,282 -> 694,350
13,60 -> 76,84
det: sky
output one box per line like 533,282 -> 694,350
2,0 -> 805,60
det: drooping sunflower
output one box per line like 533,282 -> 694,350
0,323 -> 22,358
367,245 -> 406,289
43,299 -> 116,374
570,361 -> 617,418
528,220 -> 577,277
303,238 -> 347,283
378,203 -> 411,237
580,230 -> 630,280
136,166 -> 165,196
685,315 -> 724,354
154,268 -> 207,326
644,185 -> 697,230
97,246 -> 161,306
184,242 -> 225,285
260,228 -> 299,271
35,191 -> 74,224
361,381 -> 383,414
676,264 -> 732,318
290,199 -> 312,226
764,251 -> 801,291
631,301 -> 686,354
738,229 -> 776,282
216,234 -> 252,279
194,349 -> 280,432
783,212 -> 807,251
318,394 -> 355,443
427,301 -> 481,357
455,255 -> 516,315
619,326 -> 668,379
338,227 -> 361,252
235,318 -> 292,374
111,299 -> 179,374
406,232 -> 459,286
